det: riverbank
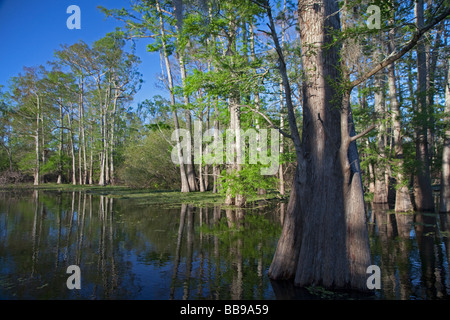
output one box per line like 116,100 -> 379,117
0,183 -> 285,207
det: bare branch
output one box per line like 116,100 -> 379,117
242,104 -> 293,140
350,124 -> 376,142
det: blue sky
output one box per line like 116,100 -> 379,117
0,0 -> 164,106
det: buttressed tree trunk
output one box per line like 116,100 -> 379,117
268,0 -> 371,291
268,0 -> 450,291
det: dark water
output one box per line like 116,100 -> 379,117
0,191 -> 449,300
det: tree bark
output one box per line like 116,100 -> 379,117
267,0 -> 449,291
184,108 -> 198,191
89,129 -> 93,185
213,101 -> 220,194
278,81 -> 285,196
34,93 -> 40,186
387,22 -> 413,212
68,103 -> 76,185
98,77 -> 108,186
250,22 -> 268,196
267,0 -> 372,291
78,76 -> 84,185
414,0 -> 435,212
291,4 -> 350,284
110,95 -> 117,185
57,99 -> 63,184
373,68 -> 388,204
79,75 -> 87,185
440,57 -> 450,213
278,5 -> 286,196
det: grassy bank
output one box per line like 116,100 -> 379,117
0,183 -> 284,207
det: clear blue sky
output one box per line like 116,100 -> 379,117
0,0 -> 164,107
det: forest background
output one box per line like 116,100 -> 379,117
0,0 -> 449,216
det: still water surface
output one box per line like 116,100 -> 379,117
0,191 -> 449,300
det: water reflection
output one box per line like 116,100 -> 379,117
0,191 -> 281,300
0,191 -> 449,299
0,191 -> 138,299
368,203 -> 450,299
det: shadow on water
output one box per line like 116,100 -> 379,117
0,191 -> 449,299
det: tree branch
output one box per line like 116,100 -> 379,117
242,104 -> 293,140
349,6 -> 450,90
350,124 -> 376,142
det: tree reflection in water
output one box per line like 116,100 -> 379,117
0,191 -> 449,299
368,203 -> 450,299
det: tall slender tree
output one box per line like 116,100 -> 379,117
440,57 -> 450,213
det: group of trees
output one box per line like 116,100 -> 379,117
1,0 -> 450,292
0,33 -> 143,186
99,0 -> 450,292
99,0 -> 298,202
354,1 -> 450,217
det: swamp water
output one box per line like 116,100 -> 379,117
0,191 -> 449,300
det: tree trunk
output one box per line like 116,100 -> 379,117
250,22 -> 268,196
173,0 -> 198,192
213,101 -> 220,194
278,0 -> 286,197
89,130 -> 93,185
225,11 -> 245,207
156,0 -> 189,192
268,0 -> 370,291
68,103 -> 76,185
181,65 -> 198,192
110,95 -> 118,185
57,100 -> 63,184
440,57 -> 450,213
425,21 -> 443,168
34,94 -> 40,186
80,75 -> 87,185
184,109 -> 198,191
373,68 -> 388,203
203,108 -> 210,191
98,105 -> 106,186
234,98 -> 245,207
360,87 -> 375,194
104,84 -> 110,185
224,94 -> 245,206
78,77 -> 84,185
387,23 -> 413,212
41,103 -> 45,183
196,117 -> 205,192
279,81 -> 285,196
414,0 -> 435,212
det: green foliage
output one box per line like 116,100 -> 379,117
0,150 -> 10,171
40,154 -> 71,176
219,165 -> 277,201
118,130 -> 180,189
17,153 -> 36,176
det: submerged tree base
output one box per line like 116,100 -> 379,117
270,279 -> 376,299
